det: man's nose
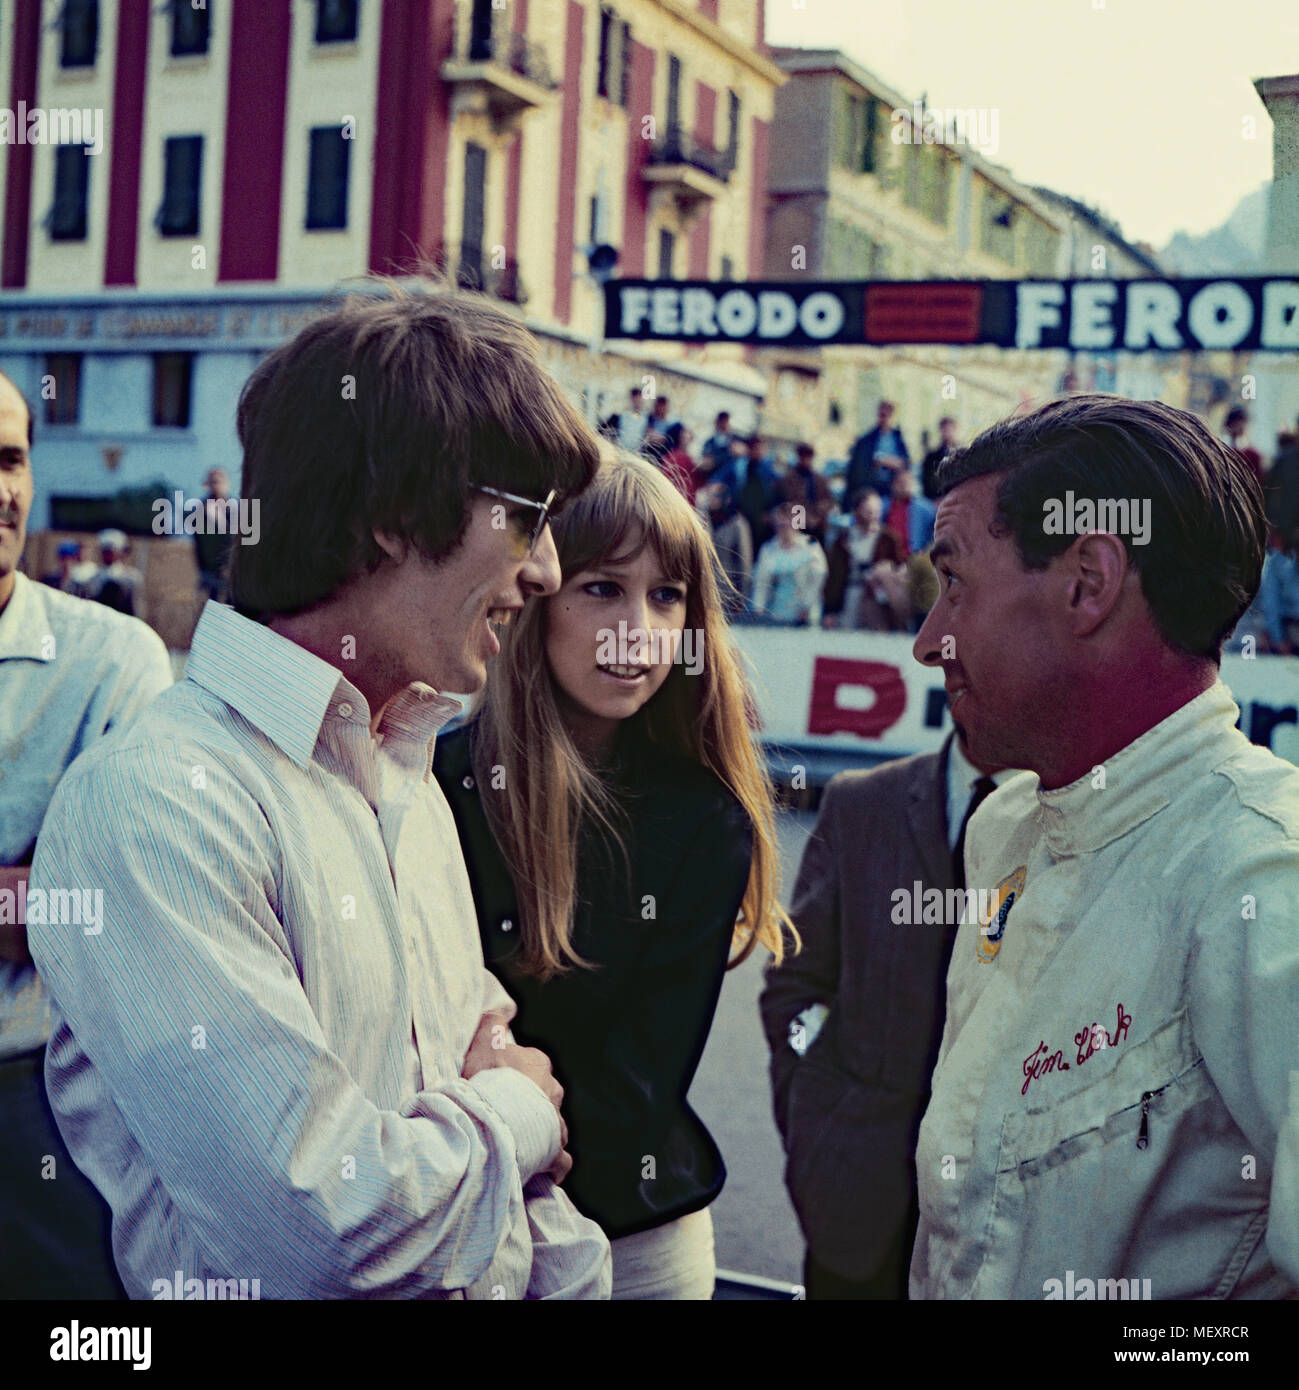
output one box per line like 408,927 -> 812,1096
912,602 -> 946,668
520,525 -> 562,596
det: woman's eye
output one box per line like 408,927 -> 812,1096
654,587 -> 686,606
583,580 -> 619,598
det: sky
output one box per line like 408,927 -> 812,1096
765,0 -> 1299,249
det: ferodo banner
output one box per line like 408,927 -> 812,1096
732,628 -> 1299,770
604,277 -> 1299,352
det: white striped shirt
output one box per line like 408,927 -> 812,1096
28,600 -> 610,1299
1,571 -> 172,1059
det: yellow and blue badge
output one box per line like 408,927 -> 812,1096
976,865 -> 1026,963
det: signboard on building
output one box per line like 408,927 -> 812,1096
0,294 -> 329,353
731,628 -> 1299,773
605,276 -> 1299,352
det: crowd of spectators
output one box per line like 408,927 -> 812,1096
39,528 -> 145,617
604,390 -> 1299,650
603,392 -> 946,632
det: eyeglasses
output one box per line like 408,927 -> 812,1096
471,484 -> 557,557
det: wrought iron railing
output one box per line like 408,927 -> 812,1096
646,125 -> 733,182
465,22 -> 557,90
435,242 -> 528,306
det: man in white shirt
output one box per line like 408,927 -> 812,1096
616,387 -> 649,453
27,288 -> 612,1299
0,372 -> 173,1296
911,393 -> 1298,1299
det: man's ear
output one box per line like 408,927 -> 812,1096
372,530 -> 408,564
1067,531 -> 1129,638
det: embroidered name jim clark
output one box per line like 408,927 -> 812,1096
1020,1004 -> 1133,1097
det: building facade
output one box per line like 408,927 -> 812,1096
760,47 -> 1189,466
0,0 -> 782,531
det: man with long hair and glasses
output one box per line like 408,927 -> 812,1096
909,394 -> 1298,1300
26,285 -> 612,1299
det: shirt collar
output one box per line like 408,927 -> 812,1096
0,573 -> 55,662
1034,680 -> 1242,857
946,730 -> 1018,817
185,602 -> 461,770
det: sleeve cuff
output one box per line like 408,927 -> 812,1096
469,1068 -> 562,1183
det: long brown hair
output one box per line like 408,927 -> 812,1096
470,449 -> 797,979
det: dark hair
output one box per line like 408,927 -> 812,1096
936,394 -> 1267,661
796,442 -> 814,459
664,420 -> 686,451
1225,406 -> 1247,427
229,283 -> 600,615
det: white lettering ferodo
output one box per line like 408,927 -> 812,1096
1015,279 -> 1299,352
619,285 -> 846,342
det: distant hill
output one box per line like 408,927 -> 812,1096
1160,185 -> 1268,275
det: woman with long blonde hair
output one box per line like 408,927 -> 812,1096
434,448 -> 794,1298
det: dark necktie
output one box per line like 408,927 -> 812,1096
952,776 -> 997,891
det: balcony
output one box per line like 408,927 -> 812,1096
642,126 -> 732,222
434,241 -> 529,307
441,17 -> 556,134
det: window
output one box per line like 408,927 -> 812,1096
837,90 -> 868,172
43,355 -> 82,426
1027,217 -> 1060,276
719,254 -> 734,282
980,185 -> 1017,264
60,0 -> 98,68
459,142 -> 487,288
50,144 -> 90,241
617,21 -> 631,107
157,135 -> 202,236
666,54 -> 681,137
170,0 -> 210,57
467,0 -> 493,62
306,126 -> 350,229
657,228 -> 675,280
861,99 -> 878,173
315,0 -> 358,44
909,147 -> 951,226
825,218 -> 876,278
597,7 -> 614,98
597,13 -> 626,105
152,353 -> 193,429
725,90 -> 741,171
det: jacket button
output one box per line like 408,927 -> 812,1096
462,774 -> 475,789
337,701 -> 354,718
501,919 -> 513,932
